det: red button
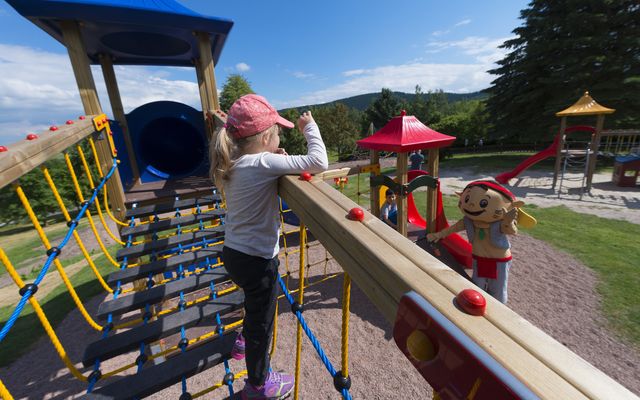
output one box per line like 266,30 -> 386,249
26,133 -> 38,140
299,172 -> 312,181
456,289 -> 486,316
49,126 -> 58,131
0,146 -> 7,152
347,207 -> 365,222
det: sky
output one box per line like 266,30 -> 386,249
0,0 -> 529,143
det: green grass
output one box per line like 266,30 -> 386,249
0,245 -> 118,367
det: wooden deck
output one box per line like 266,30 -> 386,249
124,175 -> 214,207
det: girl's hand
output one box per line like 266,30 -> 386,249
297,111 -> 315,132
275,148 -> 288,155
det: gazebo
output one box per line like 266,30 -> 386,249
553,91 -> 615,191
357,111 -> 456,236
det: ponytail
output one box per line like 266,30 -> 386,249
209,126 -> 237,192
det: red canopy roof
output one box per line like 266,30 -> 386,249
357,111 -> 456,153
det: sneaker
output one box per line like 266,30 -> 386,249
230,332 -> 245,360
241,371 -> 294,400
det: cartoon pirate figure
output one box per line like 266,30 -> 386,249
427,180 -> 535,304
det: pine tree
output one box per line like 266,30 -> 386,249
486,0 -> 640,142
314,103 -> 360,159
219,74 -> 254,112
364,88 -> 405,129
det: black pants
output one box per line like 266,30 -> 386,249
223,246 -> 279,386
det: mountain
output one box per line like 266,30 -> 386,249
282,90 -> 488,112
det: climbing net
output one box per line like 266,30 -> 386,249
0,116 -> 362,399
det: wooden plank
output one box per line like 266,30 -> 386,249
120,209 -> 224,238
0,119 -> 96,189
309,178 -> 638,400
370,150 -> 380,217
97,267 -> 230,319
396,153 -> 408,236
100,53 -> 140,184
426,148 -> 439,233
107,245 -> 223,285
82,289 -> 244,367
586,114 -> 605,191
552,116 -> 567,189
316,168 -> 351,181
280,176 -> 593,399
125,194 -> 222,219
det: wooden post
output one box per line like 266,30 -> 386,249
370,150 -> 380,217
99,53 -> 140,185
196,32 -> 219,139
426,148 -> 440,234
61,20 -> 126,220
586,114 -> 605,191
195,60 -> 211,114
397,153 -> 408,236
552,117 -> 567,190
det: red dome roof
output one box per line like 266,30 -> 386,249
357,111 -> 456,153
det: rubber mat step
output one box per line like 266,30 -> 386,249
83,289 -> 244,367
84,332 -> 235,400
115,226 -> 225,261
125,194 -> 222,220
97,267 -> 231,319
106,245 -> 223,286
120,210 -> 225,238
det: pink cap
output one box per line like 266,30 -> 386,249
226,94 -> 294,138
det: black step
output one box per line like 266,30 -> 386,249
98,267 -> 230,319
125,195 -> 223,220
84,332 -> 236,400
83,289 -> 244,367
107,245 -> 223,286
120,210 -> 225,238
115,226 -> 225,261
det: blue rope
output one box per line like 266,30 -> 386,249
0,159 -> 118,343
276,276 -> 352,399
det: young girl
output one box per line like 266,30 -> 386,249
209,94 -> 328,399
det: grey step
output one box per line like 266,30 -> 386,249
120,210 -> 225,238
115,226 -> 225,261
84,332 -> 236,400
106,245 -> 223,286
97,267 -> 230,319
125,195 -> 222,220
83,289 -> 244,367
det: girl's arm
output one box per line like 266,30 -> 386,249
426,219 -> 465,242
261,122 -> 328,175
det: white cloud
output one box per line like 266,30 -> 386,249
292,71 -> 315,79
454,19 -> 472,27
432,18 -> 472,36
431,30 -> 450,37
236,62 -> 250,72
426,36 -> 512,64
0,44 -> 200,144
343,69 -> 366,77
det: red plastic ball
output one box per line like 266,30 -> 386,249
347,207 -> 365,222
26,133 -> 39,141
456,289 -> 486,316
0,146 -> 7,152
79,116 -> 86,120
66,120 -> 74,125
299,172 -> 312,181
49,126 -> 58,131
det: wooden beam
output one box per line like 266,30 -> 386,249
0,119 -> 96,189
60,20 -> 126,220
552,117 -> 567,190
426,148 -> 440,233
586,114 -> 605,191
196,32 -> 220,140
279,175 -> 638,400
99,53 -> 140,184
370,150 -> 380,217
396,152 -> 408,236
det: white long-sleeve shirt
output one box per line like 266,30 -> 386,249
223,122 -> 328,259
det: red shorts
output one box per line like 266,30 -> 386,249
472,255 -> 513,279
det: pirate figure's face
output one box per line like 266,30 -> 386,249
458,185 -> 514,224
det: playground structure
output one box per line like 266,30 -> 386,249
0,1 -> 639,399
495,92 -> 639,193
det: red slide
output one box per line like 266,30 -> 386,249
407,170 -> 472,268
495,125 -> 595,184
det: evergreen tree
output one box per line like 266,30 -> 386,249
424,89 -> 449,126
313,103 -> 360,159
219,74 -> 254,112
486,0 -> 640,142
364,88 -> 405,129
279,109 -> 306,156
409,85 -> 428,123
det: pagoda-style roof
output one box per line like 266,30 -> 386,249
357,111 -> 456,153
6,0 -> 233,67
556,91 -> 615,117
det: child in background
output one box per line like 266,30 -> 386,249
409,150 -> 425,171
380,189 -> 398,229
210,94 -> 328,399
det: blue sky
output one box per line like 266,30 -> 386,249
0,0 -> 528,143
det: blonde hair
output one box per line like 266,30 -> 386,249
209,124 -> 281,192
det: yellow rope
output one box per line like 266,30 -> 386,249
341,273 -> 351,377
13,184 -> 104,332
40,166 -> 113,294
64,153 -> 120,267
293,223 -> 306,400
0,378 -> 14,400
192,370 -> 248,399
0,248 -> 88,381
